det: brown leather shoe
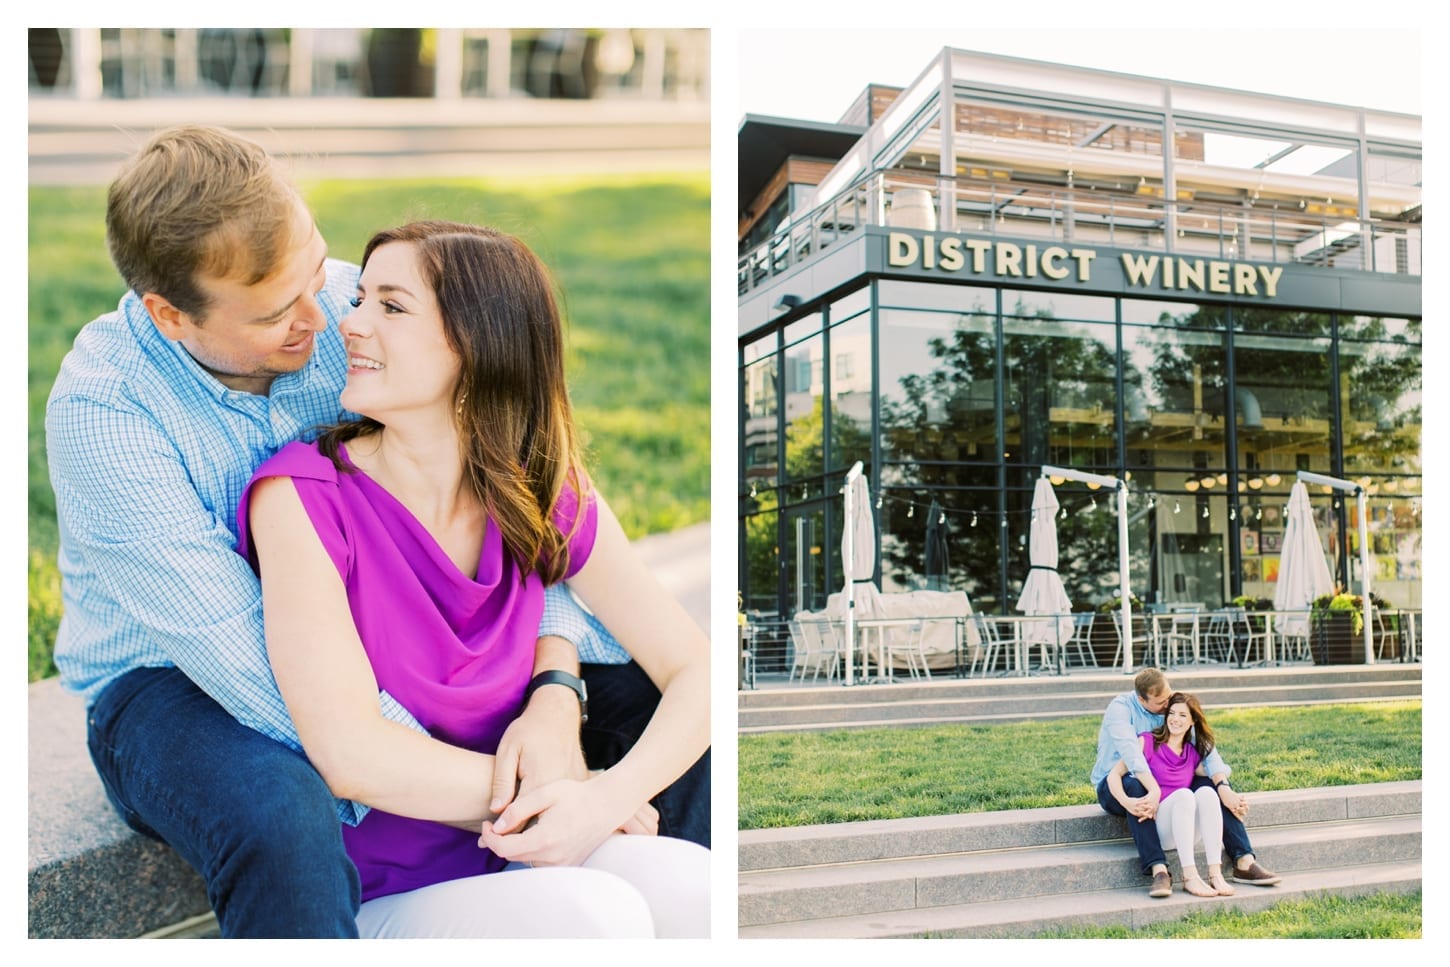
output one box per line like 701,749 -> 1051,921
1230,861 -> 1282,886
1149,870 -> 1172,897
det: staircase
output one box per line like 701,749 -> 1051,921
739,663 -> 1422,734
738,780 -> 1422,938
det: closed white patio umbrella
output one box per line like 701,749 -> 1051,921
1273,480 -> 1335,638
1016,477 -> 1075,669
839,463 -> 882,684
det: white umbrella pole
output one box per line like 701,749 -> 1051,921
1358,487 -> 1373,664
843,461 -> 863,686
1118,483 -> 1132,672
1298,471 -> 1374,665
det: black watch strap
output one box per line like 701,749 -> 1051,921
523,670 -> 588,724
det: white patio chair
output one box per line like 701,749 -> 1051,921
1065,612 -> 1098,668
896,616 -> 956,680
794,618 -> 841,684
1111,612 -> 1156,669
1199,610 -> 1236,664
1152,609 -> 1200,668
1226,608 -> 1271,666
968,613 -> 1008,676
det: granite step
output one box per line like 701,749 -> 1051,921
738,781 -> 1421,937
739,665 -> 1421,732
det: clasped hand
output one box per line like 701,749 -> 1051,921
480,775 -> 655,867
1218,786 -> 1249,819
484,694 -> 657,867
1126,793 -> 1159,823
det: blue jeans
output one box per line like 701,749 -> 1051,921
87,667 -> 360,937
580,660 -> 710,848
1097,773 -> 1256,875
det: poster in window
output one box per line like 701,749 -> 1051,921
1262,555 -> 1280,583
1260,531 -> 1283,554
1242,557 -> 1262,582
1240,530 -> 1260,555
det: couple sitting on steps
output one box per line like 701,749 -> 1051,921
1093,668 -> 1282,898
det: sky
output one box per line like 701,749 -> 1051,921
737,28 -> 1423,124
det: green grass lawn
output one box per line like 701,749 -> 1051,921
738,701 -> 1421,829
1035,889 -> 1422,939
28,172 -> 709,681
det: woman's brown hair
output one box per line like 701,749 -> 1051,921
1150,691 -> 1216,763
319,220 -> 586,584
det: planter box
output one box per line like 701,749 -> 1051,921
1313,612 -> 1367,665
1086,613 -> 1149,668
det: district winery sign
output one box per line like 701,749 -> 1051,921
887,232 -> 1285,298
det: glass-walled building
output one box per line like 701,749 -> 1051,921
738,49 -> 1421,625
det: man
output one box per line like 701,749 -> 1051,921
1091,668 -> 1280,898
45,124 -> 705,937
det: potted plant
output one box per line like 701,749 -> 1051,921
1310,592 -> 1391,664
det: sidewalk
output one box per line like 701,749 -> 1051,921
28,95 -> 710,186
630,521 -> 710,632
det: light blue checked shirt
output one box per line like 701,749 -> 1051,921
47,259 -> 626,824
540,585 -> 632,664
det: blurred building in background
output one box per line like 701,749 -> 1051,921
28,28 -> 710,184
28,28 -> 708,101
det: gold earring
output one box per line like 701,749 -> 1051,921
455,393 -> 467,417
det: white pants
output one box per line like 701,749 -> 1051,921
1155,786 -> 1224,874
357,835 -> 710,938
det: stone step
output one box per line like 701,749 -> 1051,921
738,781 -> 1421,936
739,860 -> 1422,938
739,665 -> 1421,732
739,682 -> 1423,732
739,663 -> 1421,710
738,781 -> 1420,871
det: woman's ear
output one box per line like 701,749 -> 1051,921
141,292 -> 194,342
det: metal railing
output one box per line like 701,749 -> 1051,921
738,169 -> 1421,296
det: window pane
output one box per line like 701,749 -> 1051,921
783,331 -> 825,481
879,305 -> 997,465
828,312 -> 873,473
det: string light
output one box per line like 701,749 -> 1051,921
971,512 -> 978,527
907,504 -> 914,518
1201,506 -> 1210,519
939,510 -> 946,525
749,482 -> 756,498
1174,500 -> 1182,514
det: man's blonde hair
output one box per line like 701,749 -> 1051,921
106,124 -> 301,320
1134,667 -> 1168,701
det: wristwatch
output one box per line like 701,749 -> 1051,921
523,670 -> 589,725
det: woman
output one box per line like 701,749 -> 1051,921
236,221 -> 710,937
1107,692 -> 1235,898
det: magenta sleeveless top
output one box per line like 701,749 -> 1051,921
236,440 -> 596,901
1139,731 -> 1202,799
